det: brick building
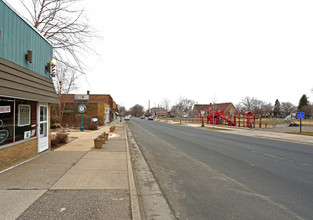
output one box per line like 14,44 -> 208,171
53,93 -> 117,126
0,1 -> 58,171
150,107 -> 167,116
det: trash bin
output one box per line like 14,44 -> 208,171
91,118 -> 98,124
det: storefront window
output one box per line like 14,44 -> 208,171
0,98 -> 38,147
15,100 -> 37,141
0,98 -> 14,146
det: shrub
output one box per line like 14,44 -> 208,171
75,114 -> 92,127
86,123 -> 98,130
51,130 -> 69,148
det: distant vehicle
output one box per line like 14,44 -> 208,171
148,116 -> 154,120
125,116 -> 130,121
140,116 -> 145,119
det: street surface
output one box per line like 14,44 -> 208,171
127,118 -> 313,220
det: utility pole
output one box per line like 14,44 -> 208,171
148,100 -> 150,115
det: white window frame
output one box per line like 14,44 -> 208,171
18,104 -> 31,127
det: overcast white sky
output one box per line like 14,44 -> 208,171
9,0 -> 313,110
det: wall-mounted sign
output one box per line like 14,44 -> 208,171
24,131 -> 31,139
0,129 -> 9,144
0,106 -> 10,114
18,105 -> 31,126
74,95 -> 89,102
63,110 -> 74,113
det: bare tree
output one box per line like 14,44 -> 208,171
171,97 -> 195,118
20,0 -> 96,73
118,105 -> 127,117
20,0 -> 97,125
260,102 -> 273,116
240,96 -> 258,112
235,103 -> 244,115
129,104 -> 144,117
51,63 -> 79,123
210,96 -> 218,126
238,97 -> 273,116
161,98 -> 170,118
253,100 -> 272,117
281,102 -> 297,117
301,104 -> 313,117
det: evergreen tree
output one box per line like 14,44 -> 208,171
273,99 -> 281,116
298,94 -> 309,111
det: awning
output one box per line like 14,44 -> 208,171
0,58 -> 59,103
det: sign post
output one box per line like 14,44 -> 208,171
78,105 -> 87,131
297,112 -> 305,133
201,108 -> 205,127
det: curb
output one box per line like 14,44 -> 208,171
124,124 -> 142,220
126,123 -> 176,220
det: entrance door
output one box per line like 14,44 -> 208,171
38,104 -> 48,152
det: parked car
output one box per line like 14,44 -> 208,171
125,116 -> 130,120
148,116 -> 154,120
140,116 -> 145,119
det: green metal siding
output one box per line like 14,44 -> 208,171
0,0 -> 52,78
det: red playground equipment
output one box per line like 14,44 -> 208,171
207,110 -> 236,126
205,110 -> 261,128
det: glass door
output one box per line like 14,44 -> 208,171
38,104 -> 48,152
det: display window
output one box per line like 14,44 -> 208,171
15,100 -> 37,141
0,97 -> 37,147
0,98 -> 14,146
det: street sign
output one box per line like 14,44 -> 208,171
297,112 -> 305,119
297,112 -> 305,133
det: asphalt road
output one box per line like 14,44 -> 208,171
127,118 -> 313,220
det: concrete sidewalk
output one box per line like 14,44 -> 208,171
0,121 -> 140,220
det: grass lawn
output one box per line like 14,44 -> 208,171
286,132 -> 313,136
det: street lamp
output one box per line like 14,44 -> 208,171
201,106 -> 205,127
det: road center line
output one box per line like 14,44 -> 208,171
177,131 -> 193,137
262,153 -> 284,160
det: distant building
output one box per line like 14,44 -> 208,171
193,103 -> 239,118
52,92 -> 117,126
150,107 -> 167,116
0,1 -> 58,171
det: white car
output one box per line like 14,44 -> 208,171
125,116 -> 130,120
